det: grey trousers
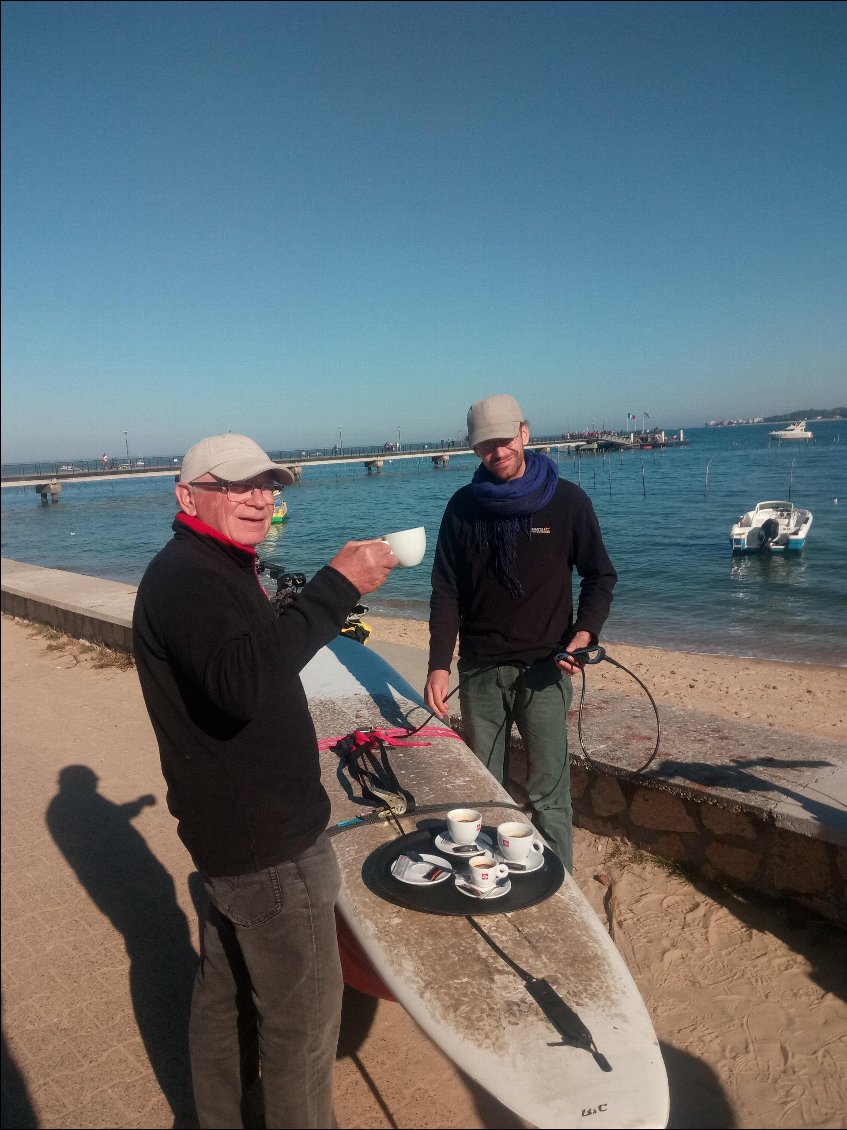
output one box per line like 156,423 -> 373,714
189,833 -> 343,1129
458,658 -> 574,872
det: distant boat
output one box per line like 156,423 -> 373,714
730,500 -> 813,552
769,420 -> 814,441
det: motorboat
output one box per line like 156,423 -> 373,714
730,500 -> 813,552
769,420 -> 814,441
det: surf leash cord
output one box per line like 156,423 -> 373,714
403,646 -> 661,777
554,645 -> 661,776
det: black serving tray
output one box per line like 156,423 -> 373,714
362,825 -> 565,916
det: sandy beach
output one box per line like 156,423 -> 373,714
2,613 -> 845,1129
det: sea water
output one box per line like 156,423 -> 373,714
2,424 -> 846,666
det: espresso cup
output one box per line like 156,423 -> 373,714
496,821 -> 545,864
466,854 -> 510,891
446,808 -> 482,845
381,526 -> 426,567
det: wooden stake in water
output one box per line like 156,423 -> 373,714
789,457 -> 795,501
704,457 -> 713,496
608,460 -> 612,498
641,462 -> 646,499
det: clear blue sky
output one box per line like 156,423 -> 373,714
2,0 -> 845,461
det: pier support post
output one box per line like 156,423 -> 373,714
431,454 -> 449,469
35,481 -> 61,505
364,459 -> 384,475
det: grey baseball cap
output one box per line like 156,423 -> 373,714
467,395 -> 525,447
179,434 -> 295,486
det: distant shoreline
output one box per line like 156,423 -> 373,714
706,416 -> 845,427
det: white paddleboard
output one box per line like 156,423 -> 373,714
302,636 -> 669,1130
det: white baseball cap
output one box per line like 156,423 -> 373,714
467,394 -> 525,447
179,434 -> 295,486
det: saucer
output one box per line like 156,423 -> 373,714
390,852 -> 453,886
434,830 -> 494,858
493,848 -> 545,875
455,875 -> 512,900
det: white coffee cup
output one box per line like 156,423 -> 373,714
466,854 -> 510,891
446,808 -> 482,845
381,526 -> 426,567
496,821 -> 545,864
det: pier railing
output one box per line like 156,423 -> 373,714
1,431 -> 686,486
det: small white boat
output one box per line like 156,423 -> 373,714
730,500 -> 813,552
769,420 -> 814,441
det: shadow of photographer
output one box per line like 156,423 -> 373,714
46,765 -> 198,1128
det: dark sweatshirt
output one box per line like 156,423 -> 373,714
132,514 -> 360,876
428,478 -> 617,671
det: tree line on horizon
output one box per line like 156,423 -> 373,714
762,408 -> 846,422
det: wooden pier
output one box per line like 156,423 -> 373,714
2,434 -> 686,490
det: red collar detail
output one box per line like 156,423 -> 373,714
175,511 -> 258,560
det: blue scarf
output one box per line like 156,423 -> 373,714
470,449 -> 560,598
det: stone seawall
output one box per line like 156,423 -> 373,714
1,559 -> 135,651
569,758 -> 845,923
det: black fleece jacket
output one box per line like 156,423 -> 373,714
132,515 -> 360,876
429,478 -> 617,671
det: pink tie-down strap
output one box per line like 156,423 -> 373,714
316,725 -> 462,751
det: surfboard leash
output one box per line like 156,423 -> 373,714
554,646 -> 662,776
401,647 -> 662,777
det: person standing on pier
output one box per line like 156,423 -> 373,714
425,395 -> 617,871
133,433 -> 397,1128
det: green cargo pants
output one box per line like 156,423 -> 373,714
457,657 -> 573,872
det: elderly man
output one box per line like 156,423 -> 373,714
133,433 -> 397,1129
425,396 -> 617,871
